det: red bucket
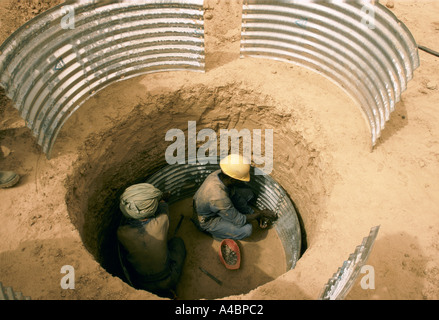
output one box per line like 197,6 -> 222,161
219,239 -> 241,270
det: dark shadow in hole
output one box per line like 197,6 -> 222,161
98,197 -> 125,279
291,199 -> 308,257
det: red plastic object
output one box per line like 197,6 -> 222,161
219,239 -> 241,270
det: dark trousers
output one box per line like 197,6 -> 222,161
133,237 -> 186,298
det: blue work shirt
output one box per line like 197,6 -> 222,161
193,170 -> 253,227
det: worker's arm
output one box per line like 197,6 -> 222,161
256,208 -> 277,220
156,202 -> 170,218
229,187 -> 255,215
243,211 -> 261,222
210,197 -> 253,227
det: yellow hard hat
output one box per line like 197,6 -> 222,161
220,154 -> 251,182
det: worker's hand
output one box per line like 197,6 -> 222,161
255,209 -> 277,229
253,208 -> 277,221
260,209 -> 277,221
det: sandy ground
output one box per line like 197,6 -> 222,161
169,198 -> 286,300
1,0 -> 439,300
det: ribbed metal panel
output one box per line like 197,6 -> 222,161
146,158 -> 302,270
241,0 -> 419,146
319,225 -> 380,300
0,0 -> 205,158
0,282 -> 31,300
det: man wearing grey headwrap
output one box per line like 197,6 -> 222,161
117,183 -> 186,299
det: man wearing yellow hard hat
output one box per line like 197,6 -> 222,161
192,154 -> 277,240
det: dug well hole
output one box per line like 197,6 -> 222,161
65,81 -> 330,299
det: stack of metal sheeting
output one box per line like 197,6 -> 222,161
0,0 -> 205,158
241,0 -> 420,146
146,158 -> 302,270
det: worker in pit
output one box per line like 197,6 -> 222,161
192,154 -> 277,240
117,183 -> 186,299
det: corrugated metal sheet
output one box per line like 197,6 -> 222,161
146,157 -> 302,270
0,0 -> 205,158
0,282 -> 31,300
319,225 -> 380,300
240,0 -> 420,146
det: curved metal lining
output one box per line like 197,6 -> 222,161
0,0 -> 205,158
145,158 -> 302,270
240,0 -> 419,146
0,282 -> 31,300
319,226 -> 380,300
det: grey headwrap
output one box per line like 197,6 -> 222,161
120,183 -> 163,220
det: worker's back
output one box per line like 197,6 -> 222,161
194,170 -> 228,216
117,203 -> 169,277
